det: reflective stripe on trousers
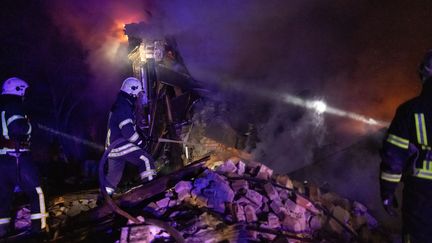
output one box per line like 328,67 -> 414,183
0,217 -> 10,225
35,187 -> 47,229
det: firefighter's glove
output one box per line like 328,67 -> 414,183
382,195 -> 398,217
137,135 -> 156,150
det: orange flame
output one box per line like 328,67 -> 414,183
113,22 -> 128,43
47,0 -> 152,90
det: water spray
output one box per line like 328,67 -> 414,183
223,81 -> 390,128
282,94 -> 390,127
36,124 -> 194,151
37,124 -> 105,151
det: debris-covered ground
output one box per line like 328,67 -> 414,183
37,93 -> 398,243
47,157 -> 394,242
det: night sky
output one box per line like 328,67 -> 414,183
0,0 -> 432,156
1,0 -> 432,190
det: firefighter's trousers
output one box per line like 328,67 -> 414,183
105,148 -> 155,191
0,153 -> 46,237
402,177 -> 432,243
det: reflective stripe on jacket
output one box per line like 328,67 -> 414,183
105,91 -> 142,155
380,81 -> 432,197
0,95 -> 31,150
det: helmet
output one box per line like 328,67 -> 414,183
1,77 -> 29,96
120,77 -> 143,97
419,50 -> 432,83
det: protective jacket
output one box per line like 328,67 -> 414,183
104,91 -> 155,192
105,91 -> 143,157
380,79 -> 432,240
0,95 -> 31,153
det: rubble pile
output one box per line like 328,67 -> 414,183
118,158 -> 387,242
48,190 -> 99,238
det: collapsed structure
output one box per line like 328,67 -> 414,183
47,156 -> 392,242
41,23 -> 394,242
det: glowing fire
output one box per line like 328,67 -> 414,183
114,22 -> 128,43
47,1 -> 151,86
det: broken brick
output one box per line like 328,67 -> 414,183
231,179 -> 249,192
274,174 -> 294,189
258,229 -> 277,241
267,213 -> 281,229
307,184 -> 320,202
156,197 -> 170,209
232,203 -> 246,222
282,214 -> 306,232
175,181 -> 193,201
329,206 -> 351,234
284,199 -> 306,220
308,215 -> 323,230
295,194 -> 320,214
216,159 -> 237,174
194,177 -> 210,191
264,183 -> 280,201
278,189 -> 290,201
237,161 -> 246,176
269,199 -> 285,215
256,164 -> 273,180
247,161 -> 261,170
244,205 -> 258,223
245,189 -> 263,208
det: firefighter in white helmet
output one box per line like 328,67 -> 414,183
102,77 -> 156,197
0,77 -> 47,237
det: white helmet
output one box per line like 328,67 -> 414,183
2,77 -> 29,96
120,77 -> 143,97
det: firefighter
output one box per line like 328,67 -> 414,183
103,77 -> 156,196
0,77 -> 47,237
380,50 -> 432,242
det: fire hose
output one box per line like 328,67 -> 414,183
98,139 -> 185,242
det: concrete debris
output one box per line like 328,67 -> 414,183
230,179 -> 249,191
47,160 -> 390,242
216,159 -> 237,174
236,160 -> 246,176
266,213 -> 281,229
120,224 -> 169,243
47,190 -> 98,231
255,163 -> 273,180
114,159 -> 384,242
329,206 -> 352,234
264,183 -> 279,201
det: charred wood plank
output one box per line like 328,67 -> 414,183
70,157 -> 209,227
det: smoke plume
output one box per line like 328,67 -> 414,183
143,0 -> 431,169
45,0 -> 152,103
141,1 -> 432,225
41,0 -> 432,226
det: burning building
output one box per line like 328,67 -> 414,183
31,20 -> 396,243
6,0 -> 430,241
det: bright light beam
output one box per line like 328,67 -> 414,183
282,94 -> 389,127
307,100 -> 327,114
219,80 -> 390,127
